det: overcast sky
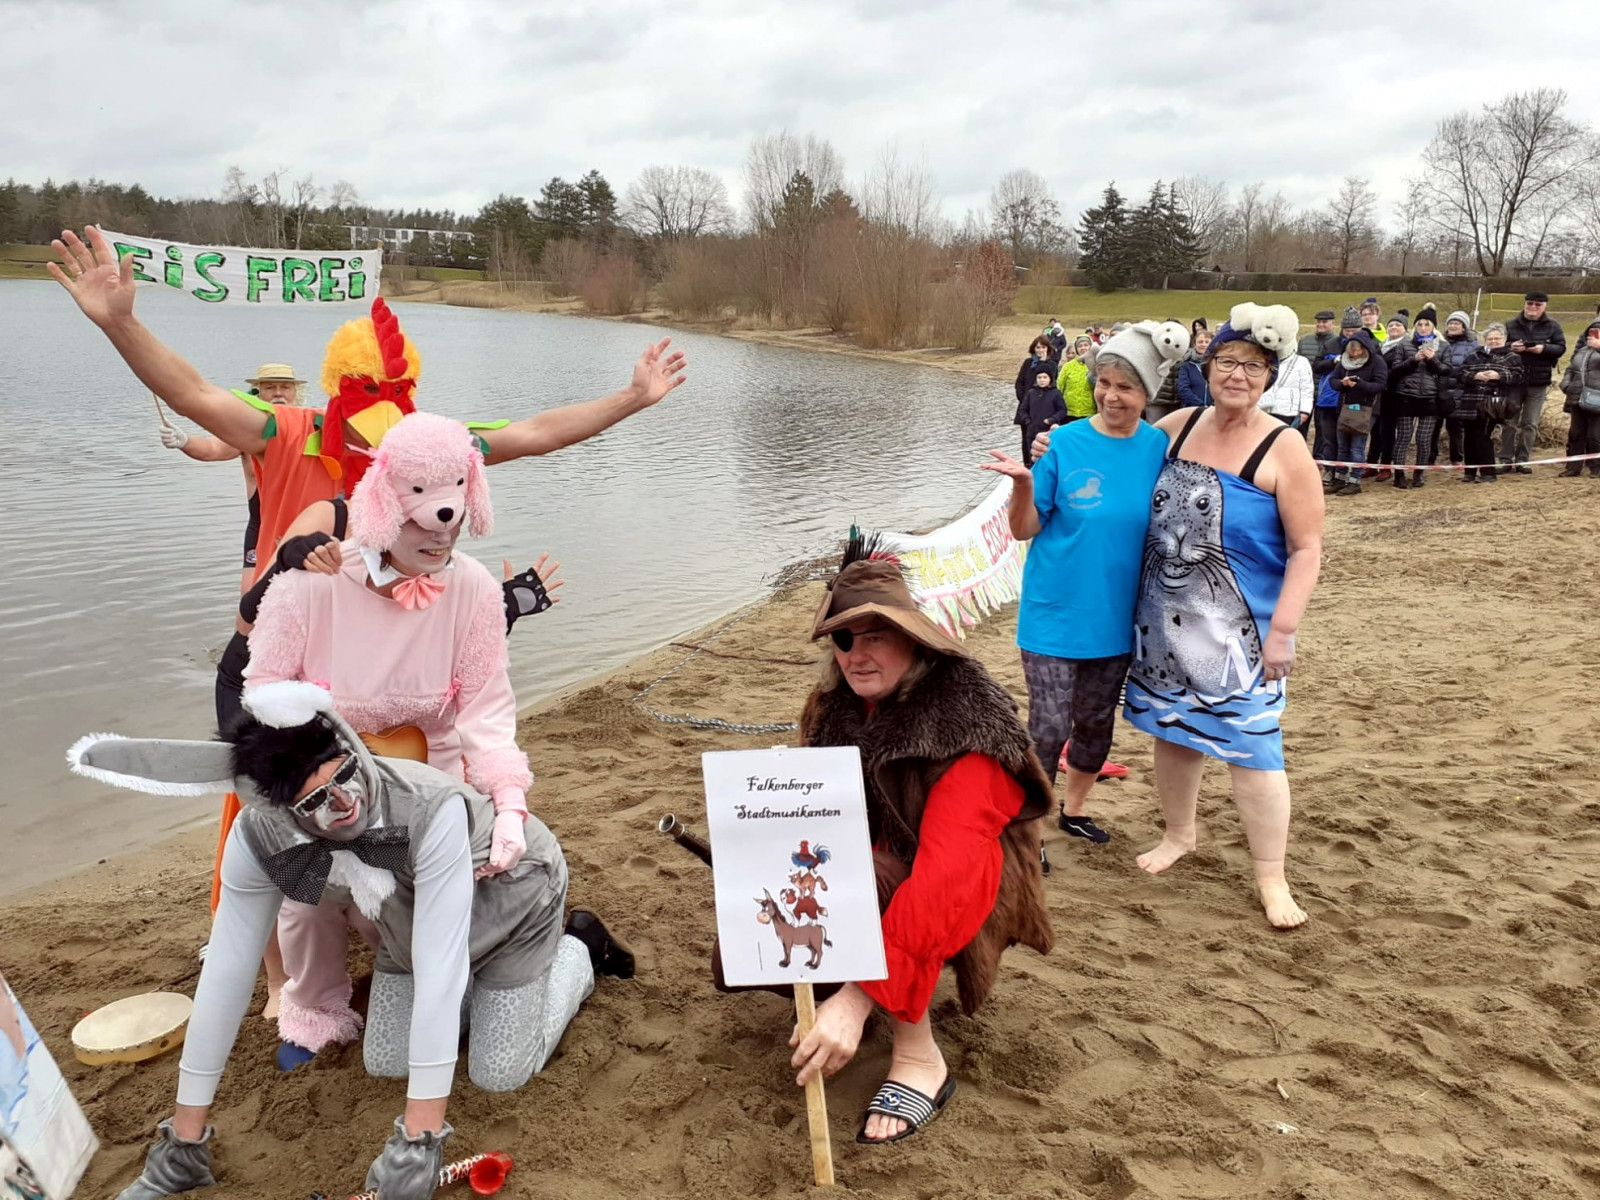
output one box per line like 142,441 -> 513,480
5,0 -> 1597,229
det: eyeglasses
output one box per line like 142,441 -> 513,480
829,624 -> 893,653
1211,357 -> 1270,379
290,756 -> 361,818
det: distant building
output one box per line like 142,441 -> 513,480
344,225 -> 473,250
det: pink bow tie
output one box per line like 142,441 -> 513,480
392,572 -> 447,611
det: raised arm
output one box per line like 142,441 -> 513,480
478,337 -> 687,463
50,227 -> 270,455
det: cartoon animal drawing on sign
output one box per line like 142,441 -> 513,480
756,890 -> 833,970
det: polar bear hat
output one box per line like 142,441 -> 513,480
1225,302 -> 1301,358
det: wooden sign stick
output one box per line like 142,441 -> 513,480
793,982 -> 835,1187
152,391 -> 171,427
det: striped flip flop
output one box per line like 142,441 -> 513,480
856,1075 -> 957,1144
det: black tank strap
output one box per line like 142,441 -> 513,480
1168,407 -> 1206,459
331,496 -> 349,540
1240,424 -> 1291,486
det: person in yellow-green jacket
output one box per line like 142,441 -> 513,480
1056,335 -> 1097,422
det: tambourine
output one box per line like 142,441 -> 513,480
71,991 -> 193,1065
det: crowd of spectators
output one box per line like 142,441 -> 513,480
1014,292 -> 1596,495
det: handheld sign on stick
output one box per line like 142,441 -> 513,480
702,747 -> 887,1188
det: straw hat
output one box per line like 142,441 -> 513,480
811,556 -> 969,660
246,363 -> 306,384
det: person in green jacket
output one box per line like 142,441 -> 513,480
1056,336 -> 1097,421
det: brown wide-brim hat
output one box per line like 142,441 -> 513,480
810,559 -> 970,659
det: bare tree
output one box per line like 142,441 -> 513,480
290,174 -> 319,249
622,166 -> 733,241
853,148 -> 939,348
1389,178 -> 1427,274
1231,183 -> 1272,270
1324,176 -> 1378,272
1421,87 -> 1597,275
988,169 -> 1064,265
742,131 -> 845,232
1171,175 -> 1231,263
741,132 -> 846,322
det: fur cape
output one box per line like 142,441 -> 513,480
800,654 -> 1055,1015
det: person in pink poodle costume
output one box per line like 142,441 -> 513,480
245,410 -> 532,1057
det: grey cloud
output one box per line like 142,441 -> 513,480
1,0 -> 1596,224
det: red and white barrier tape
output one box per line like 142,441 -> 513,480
1311,451 -> 1600,472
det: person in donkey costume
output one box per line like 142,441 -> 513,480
786,539 -> 1054,1144
69,682 -> 632,1200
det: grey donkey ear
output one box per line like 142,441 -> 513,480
67,734 -> 236,796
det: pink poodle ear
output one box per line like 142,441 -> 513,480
465,448 -> 494,538
348,451 -> 405,550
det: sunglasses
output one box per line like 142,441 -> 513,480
290,756 -> 361,818
829,624 -> 893,653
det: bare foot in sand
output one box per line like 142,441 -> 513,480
1258,879 -> 1307,929
262,983 -> 281,1021
1136,835 -> 1195,874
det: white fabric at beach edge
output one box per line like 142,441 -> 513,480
878,478 -> 1026,638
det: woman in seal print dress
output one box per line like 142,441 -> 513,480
1123,308 -> 1326,929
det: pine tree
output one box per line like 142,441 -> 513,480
1077,183 -> 1132,291
1158,184 -> 1203,273
0,179 -> 19,244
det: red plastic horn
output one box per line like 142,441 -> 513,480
329,1151 -> 512,1200
466,1152 -> 513,1195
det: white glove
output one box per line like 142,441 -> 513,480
160,425 -> 188,450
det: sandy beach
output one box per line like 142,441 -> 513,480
7,445 -> 1600,1197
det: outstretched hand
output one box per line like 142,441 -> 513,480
48,227 -> 138,329
980,449 -> 1033,480
503,553 -> 565,600
630,338 -> 689,408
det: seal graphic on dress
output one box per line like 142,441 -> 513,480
1132,458 -> 1263,697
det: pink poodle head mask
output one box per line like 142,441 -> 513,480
347,412 -> 494,551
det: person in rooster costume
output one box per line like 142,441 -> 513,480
50,226 -> 683,1011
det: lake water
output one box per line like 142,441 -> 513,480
0,281 -> 1012,894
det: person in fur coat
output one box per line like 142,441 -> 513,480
785,542 -> 1053,1145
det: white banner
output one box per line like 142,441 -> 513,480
100,230 -> 381,306
703,747 -> 885,988
877,478 -> 1025,638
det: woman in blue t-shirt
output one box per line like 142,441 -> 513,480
983,322 -> 1187,844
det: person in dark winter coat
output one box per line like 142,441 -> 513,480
1014,367 -> 1067,467
1436,311 -> 1480,467
1324,329 -> 1387,495
1453,324 -> 1524,481
1014,336 -> 1060,407
1557,319 -> 1600,478
1386,304 -> 1451,488
1298,311 -> 1342,386
1177,329 -> 1212,407
1501,292 -> 1568,471
1369,314 -> 1409,479
1315,308 -> 1364,477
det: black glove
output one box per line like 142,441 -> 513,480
364,1117 -> 452,1200
116,1119 -> 217,1200
503,566 -> 554,633
276,530 -> 335,571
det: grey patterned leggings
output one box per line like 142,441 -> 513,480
1019,650 -> 1132,780
1393,416 -> 1439,469
364,935 -> 595,1092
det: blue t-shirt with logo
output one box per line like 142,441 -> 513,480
1017,418 -> 1168,660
